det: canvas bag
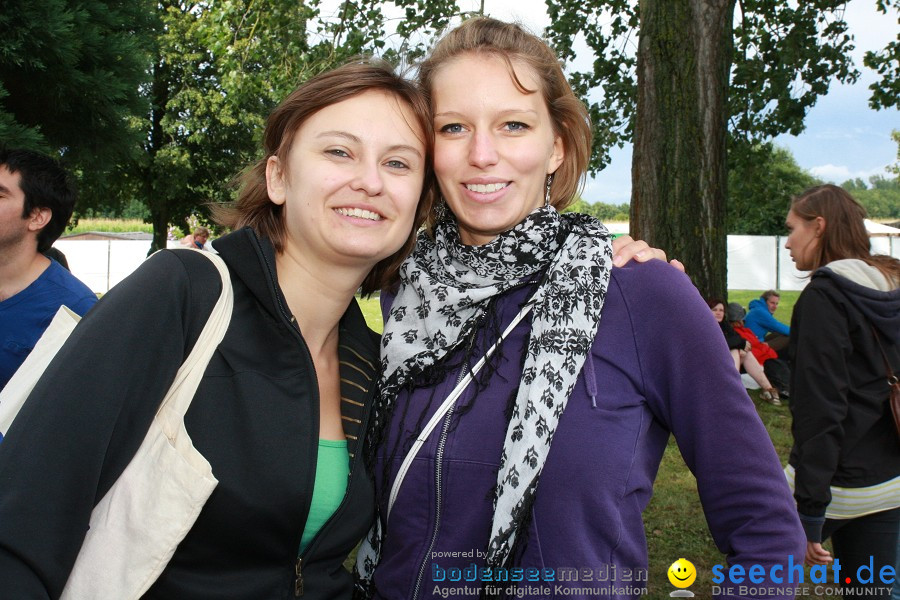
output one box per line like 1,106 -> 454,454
0,306 -> 81,438
0,250 -> 233,599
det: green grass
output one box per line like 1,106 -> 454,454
355,291 -> 843,598
357,294 -> 383,333
67,218 -> 153,234
361,291 -> 798,337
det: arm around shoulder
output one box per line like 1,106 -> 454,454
615,262 -> 806,573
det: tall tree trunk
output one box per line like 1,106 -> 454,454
630,0 -> 734,299
146,54 -> 169,255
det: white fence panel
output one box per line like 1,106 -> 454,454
777,237 -> 809,291
55,234 -> 899,295
726,235 -> 777,290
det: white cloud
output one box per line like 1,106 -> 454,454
808,163 -> 890,183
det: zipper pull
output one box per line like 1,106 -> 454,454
294,557 -> 304,596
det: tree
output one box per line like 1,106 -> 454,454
890,129 -> 900,176
629,0 -> 733,297
0,0 -> 155,205
130,0 -> 400,252
566,198 -> 630,221
864,0 -> 900,109
728,144 -> 820,234
546,1 -> 858,297
841,174 -> 900,220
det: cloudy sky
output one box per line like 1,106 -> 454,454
452,1 -> 898,204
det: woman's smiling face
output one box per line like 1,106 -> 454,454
266,90 -> 425,270
430,53 -> 564,246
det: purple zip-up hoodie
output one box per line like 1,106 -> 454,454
373,260 -> 805,600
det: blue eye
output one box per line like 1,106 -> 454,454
327,149 -> 350,158
385,160 -> 409,170
440,123 -> 464,134
505,122 -> 529,132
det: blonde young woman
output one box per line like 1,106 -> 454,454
357,17 -> 805,600
784,184 -> 899,598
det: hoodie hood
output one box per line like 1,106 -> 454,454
748,297 -> 768,312
813,258 -> 900,339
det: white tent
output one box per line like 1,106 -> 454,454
865,219 -> 900,236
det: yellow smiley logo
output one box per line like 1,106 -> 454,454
667,558 -> 696,588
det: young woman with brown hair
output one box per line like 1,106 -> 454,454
785,184 -> 899,597
0,59 -> 432,599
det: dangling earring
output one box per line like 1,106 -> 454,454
545,175 -> 553,207
434,197 -> 448,223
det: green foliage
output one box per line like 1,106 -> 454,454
565,198 -> 630,221
841,174 -> 900,220
864,0 -> 900,109
544,1 -> 859,172
890,129 -> 900,177
727,143 -> 821,234
729,0 -> 857,140
0,0 -> 154,171
130,0 -> 466,250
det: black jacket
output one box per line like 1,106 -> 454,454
0,228 -> 378,599
788,261 -> 900,526
718,320 -> 747,351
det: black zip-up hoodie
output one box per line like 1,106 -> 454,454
0,228 -> 378,599
788,258 -> 900,541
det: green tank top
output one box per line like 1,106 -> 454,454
299,439 -> 350,553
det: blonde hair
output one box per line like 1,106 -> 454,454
417,17 -> 591,226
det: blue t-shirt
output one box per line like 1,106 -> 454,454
0,260 -> 97,390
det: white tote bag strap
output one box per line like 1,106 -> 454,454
0,306 -> 81,436
157,250 -> 233,430
386,301 -> 533,522
60,248 -> 233,600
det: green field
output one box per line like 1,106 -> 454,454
728,290 -> 800,327
67,218 -> 153,234
358,289 -> 799,336
356,291 -> 840,599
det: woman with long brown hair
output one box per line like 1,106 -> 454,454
785,184 -> 900,597
0,59 -> 433,599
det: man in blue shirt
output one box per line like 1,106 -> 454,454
744,289 -> 790,355
0,149 -> 97,389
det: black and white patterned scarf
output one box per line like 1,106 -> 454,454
354,206 -> 612,596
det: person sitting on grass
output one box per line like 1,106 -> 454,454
745,289 -> 790,356
708,298 -> 782,405
728,302 -> 791,401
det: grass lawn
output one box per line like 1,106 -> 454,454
728,290 -> 801,327
356,290 -> 841,598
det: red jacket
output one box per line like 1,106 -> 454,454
733,323 -> 778,364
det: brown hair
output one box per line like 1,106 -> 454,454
417,17 -> 591,226
761,290 -> 780,301
790,184 -> 900,284
705,297 -> 726,311
212,58 -> 435,294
